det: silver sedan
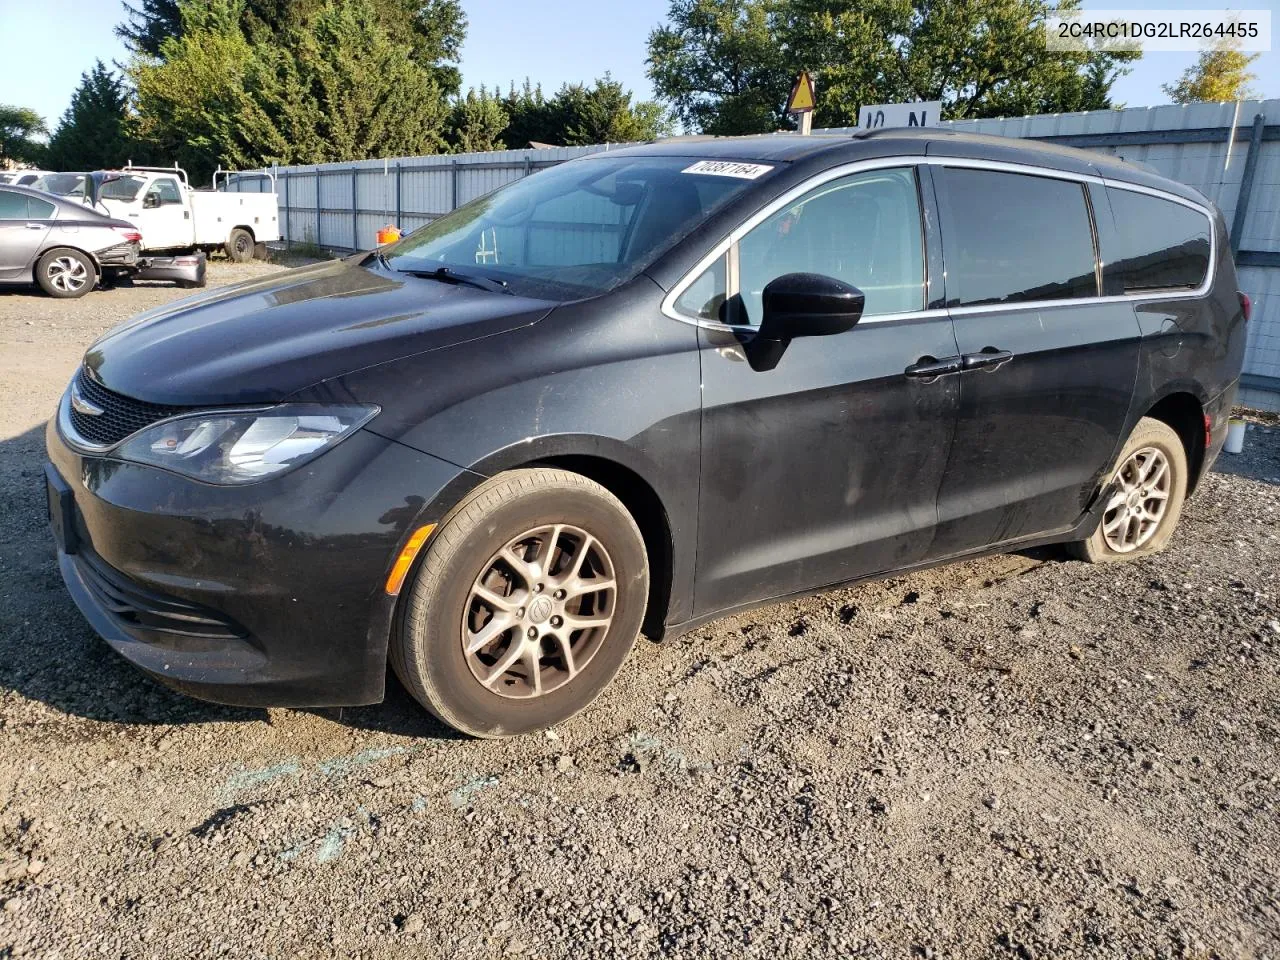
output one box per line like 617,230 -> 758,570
0,184 -> 141,299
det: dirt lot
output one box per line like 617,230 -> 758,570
0,262 -> 1277,959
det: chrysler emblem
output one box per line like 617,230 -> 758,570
70,383 -> 104,416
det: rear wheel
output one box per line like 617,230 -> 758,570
225,228 -> 254,262
1070,416 -> 1188,563
35,248 -> 95,299
392,468 -> 649,738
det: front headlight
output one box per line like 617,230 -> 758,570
114,404 -> 379,484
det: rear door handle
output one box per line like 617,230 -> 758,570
961,348 -> 1014,372
25,223 -> 44,230
904,355 -> 963,379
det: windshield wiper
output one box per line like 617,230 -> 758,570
399,265 -> 511,294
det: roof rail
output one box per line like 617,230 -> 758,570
122,163 -> 189,186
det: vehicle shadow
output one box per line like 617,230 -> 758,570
0,422 -> 462,740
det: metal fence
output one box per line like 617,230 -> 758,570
228,98 -> 1280,409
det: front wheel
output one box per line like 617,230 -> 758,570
392,468 -> 649,738
1070,416 -> 1188,563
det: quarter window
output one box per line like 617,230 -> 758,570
26,196 -> 55,219
938,168 -> 1098,307
0,191 -> 27,218
1104,188 -> 1210,292
674,254 -> 728,323
735,167 -> 926,324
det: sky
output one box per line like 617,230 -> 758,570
0,0 -> 1275,136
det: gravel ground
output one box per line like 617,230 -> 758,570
0,263 -> 1278,959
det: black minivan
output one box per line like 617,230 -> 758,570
46,129 -> 1247,737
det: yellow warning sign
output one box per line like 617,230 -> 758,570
786,71 -> 816,113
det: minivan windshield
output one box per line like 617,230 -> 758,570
383,156 -> 767,298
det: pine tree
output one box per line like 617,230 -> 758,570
448,87 -> 508,153
45,61 -> 133,171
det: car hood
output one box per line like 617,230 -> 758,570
85,258 -> 555,406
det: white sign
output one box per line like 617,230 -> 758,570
858,101 -> 942,131
681,160 -> 774,180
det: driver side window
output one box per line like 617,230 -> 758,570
149,178 -> 182,205
736,167 -> 926,326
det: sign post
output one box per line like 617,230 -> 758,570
786,71 -> 816,135
857,101 -> 942,131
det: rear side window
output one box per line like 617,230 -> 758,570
938,168 -> 1098,307
1104,188 -> 1211,292
0,191 -> 26,218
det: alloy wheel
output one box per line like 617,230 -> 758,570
462,523 -> 616,699
47,256 -> 88,293
1101,446 -> 1172,553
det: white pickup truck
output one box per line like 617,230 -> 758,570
38,166 -> 280,261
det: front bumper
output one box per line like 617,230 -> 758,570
46,417 -> 476,707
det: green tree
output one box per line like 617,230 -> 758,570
131,0 -> 292,179
447,86 -> 508,153
1162,39 -> 1259,103
501,80 -> 559,146
117,0 -> 183,58
647,0 -> 1138,132
647,0 -> 789,134
498,76 -> 669,148
118,0 -> 465,96
129,0 -> 454,180
557,74 -> 671,145
45,61 -> 134,171
0,105 -> 48,166
289,0 -> 451,160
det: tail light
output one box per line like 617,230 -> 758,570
1239,291 -> 1251,321
114,227 -> 143,244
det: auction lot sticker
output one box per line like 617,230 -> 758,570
682,160 -> 774,179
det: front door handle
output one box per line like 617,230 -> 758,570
25,223 -> 44,230
961,348 -> 1014,372
904,355 -> 963,379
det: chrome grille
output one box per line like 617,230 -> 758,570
69,367 -> 184,448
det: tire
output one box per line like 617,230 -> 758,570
35,248 -> 96,299
1069,416 -> 1188,563
225,228 -> 254,263
392,468 -> 649,738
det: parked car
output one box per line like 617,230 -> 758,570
88,165 -> 279,261
46,130 -> 1246,736
0,184 -> 141,298
0,169 -> 52,186
29,172 -> 208,288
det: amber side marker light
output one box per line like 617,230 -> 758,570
385,523 -> 437,596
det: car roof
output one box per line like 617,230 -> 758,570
0,182 -> 124,222
598,128 -> 1207,206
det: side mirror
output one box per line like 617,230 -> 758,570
143,193 -> 160,209
759,272 -> 865,341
